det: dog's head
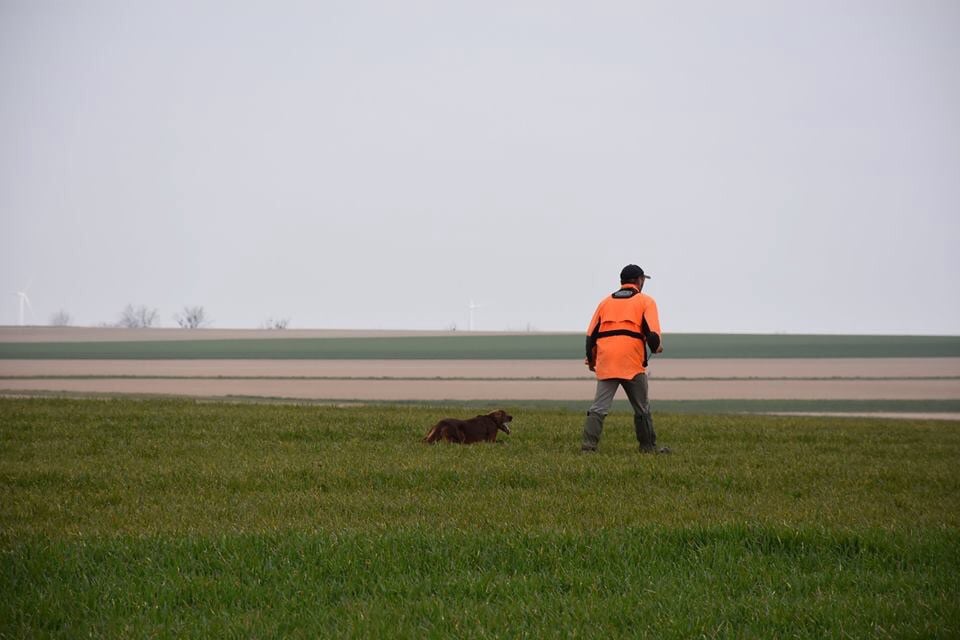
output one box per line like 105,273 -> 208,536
489,409 -> 513,435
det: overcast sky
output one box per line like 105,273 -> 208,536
2,1 -> 958,334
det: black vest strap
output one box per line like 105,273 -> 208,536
596,329 -> 645,340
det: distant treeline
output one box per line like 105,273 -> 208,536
1,334 -> 959,359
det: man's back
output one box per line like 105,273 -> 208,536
586,285 -> 661,380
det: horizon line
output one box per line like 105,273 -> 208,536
1,326 -> 959,338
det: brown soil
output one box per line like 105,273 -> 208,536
3,358 -> 958,380
1,375 -> 958,402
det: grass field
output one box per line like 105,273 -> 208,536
2,333 -> 960,359
2,398 -> 958,638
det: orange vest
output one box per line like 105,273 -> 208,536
586,284 -> 662,379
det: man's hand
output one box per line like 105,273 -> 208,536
584,358 -> 596,372
655,345 -> 663,354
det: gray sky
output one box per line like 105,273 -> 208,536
2,1 -> 958,334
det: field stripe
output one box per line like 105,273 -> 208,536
2,377 -> 960,401
2,333 -> 960,359
3,358 -> 959,378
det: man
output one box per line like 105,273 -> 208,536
580,264 -> 670,454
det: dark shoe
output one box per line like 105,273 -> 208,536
640,445 -> 672,455
580,446 -> 597,454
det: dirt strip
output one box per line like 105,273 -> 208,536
3,378 -> 960,401
766,412 -> 960,421
2,358 -> 959,379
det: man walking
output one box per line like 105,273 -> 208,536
581,264 -> 669,453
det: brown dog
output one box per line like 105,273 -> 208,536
423,410 -> 513,444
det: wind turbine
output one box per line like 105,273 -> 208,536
16,288 -> 34,326
468,299 -> 482,332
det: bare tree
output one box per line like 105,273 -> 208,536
261,317 -> 290,330
118,304 -> 160,328
50,310 -> 73,326
175,306 -> 208,329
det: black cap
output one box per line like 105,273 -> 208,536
620,264 -> 651,282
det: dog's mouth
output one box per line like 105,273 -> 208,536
499,421 -> 512,435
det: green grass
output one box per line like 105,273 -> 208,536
518,398 -> 960,415
2,333 -> 959,359
5,528 -> 956,638
1,398 -> 958,638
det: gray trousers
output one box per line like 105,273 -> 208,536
581,374 -> 656,450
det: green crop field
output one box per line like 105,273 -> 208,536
1,398 -> 958,638
2,333 -> 959,359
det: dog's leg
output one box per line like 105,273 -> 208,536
423,424 -> 441,443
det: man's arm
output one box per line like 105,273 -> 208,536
641,299 -> 663,354
584,333 -> 598,370
585,307 -> 602,370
